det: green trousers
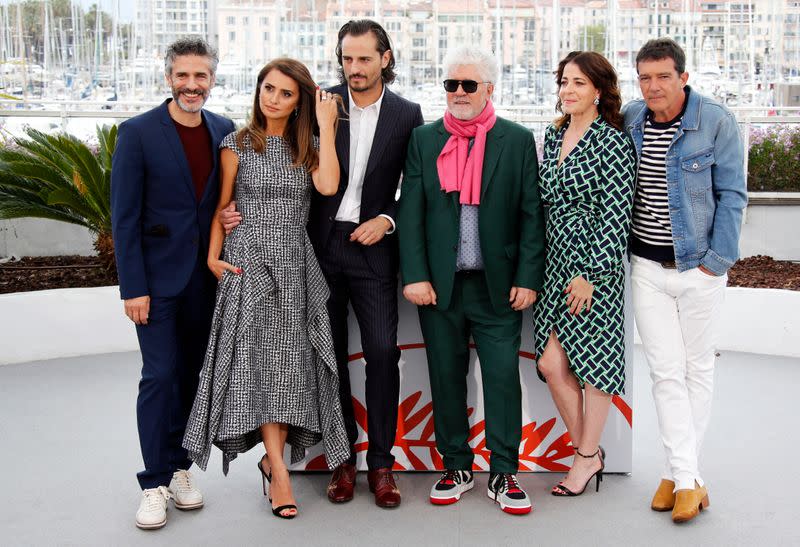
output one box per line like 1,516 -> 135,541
418,271 -> 523,473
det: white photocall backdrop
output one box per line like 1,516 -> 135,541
292,268 -> 634,474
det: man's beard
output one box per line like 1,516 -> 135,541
347,72 -> 379,93
172,87 -> 208,113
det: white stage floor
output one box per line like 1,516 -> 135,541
0,348 -> 796,546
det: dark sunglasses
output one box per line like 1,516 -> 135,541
442,79 -> 490,93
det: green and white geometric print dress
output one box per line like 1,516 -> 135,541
533,117 -> 636,395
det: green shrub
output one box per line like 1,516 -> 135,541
0,125 -> 117,271
748,125 -> 800,192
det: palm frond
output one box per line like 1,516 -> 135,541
0,187 -> 91,228
96,125 -> 117,171
0,159 -> 71,191
0,124 -> 120,249
12,129 -> 75,177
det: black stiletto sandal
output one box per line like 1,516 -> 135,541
260,455 -> 298,519
555,446 -> 579,488
552,447 -> 605,497
257,454 -> 272,500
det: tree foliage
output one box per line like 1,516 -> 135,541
577,24 -> 606,54
1,0 -> 130,66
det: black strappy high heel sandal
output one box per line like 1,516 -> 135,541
257,454 -> 272,500
555,445 -> 579,489
259,454 -> 298,519
552,446 -> 605,496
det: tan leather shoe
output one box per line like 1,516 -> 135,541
672,482 -> 710,523
651,479 -> 676,511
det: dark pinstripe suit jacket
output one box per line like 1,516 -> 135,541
308,84 -> 424,277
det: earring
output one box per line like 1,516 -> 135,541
292,107 -> 299,118
593,97 -> 600,106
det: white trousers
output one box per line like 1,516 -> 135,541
630,255 -> 727,492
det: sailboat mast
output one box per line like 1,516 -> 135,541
112,0 -> 119,99
94,3 -> 102,86
0,6 -> 6,63
16,1 -> 27,99
43,0 -> 50,79
59,18 -> 67,83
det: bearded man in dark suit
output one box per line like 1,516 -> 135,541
311,20 -> 423,508
112,37 -> 235,530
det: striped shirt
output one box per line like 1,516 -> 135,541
631,116 -> 679,249
631,90 -> 690,262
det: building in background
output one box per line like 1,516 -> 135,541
135,0 -> 217,56
52,0 -> 800,106
216,0 -> 285,88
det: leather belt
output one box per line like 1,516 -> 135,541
659,260 -> 677,269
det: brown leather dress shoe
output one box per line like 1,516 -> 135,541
672,482 -> 710,523
651,479 -> 676,511
327,463 -> 357,503
367,468 -> 401,508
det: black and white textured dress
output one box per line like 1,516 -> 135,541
183,132 -> 350,473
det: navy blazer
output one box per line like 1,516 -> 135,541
111,99 -> 236,299
308,84 -> 423,275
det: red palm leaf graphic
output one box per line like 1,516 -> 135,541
303,342 -> 631,471
352,397 -> 369,434
304,453 -> 328,470
612,395 -> 633,426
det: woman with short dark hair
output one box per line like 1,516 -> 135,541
534,51 -> 636,496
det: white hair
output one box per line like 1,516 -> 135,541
442,46 -> 498,83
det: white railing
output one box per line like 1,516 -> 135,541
3,99 -> 800,125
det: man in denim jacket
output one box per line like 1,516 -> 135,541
622,38 -> 747,524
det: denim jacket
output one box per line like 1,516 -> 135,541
623,87 -> 747,275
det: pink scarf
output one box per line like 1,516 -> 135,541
436,100 -> 497,205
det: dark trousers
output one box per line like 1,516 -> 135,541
418,271 -> 523,473
134,255 -> 215,489
319,222 -> 401,470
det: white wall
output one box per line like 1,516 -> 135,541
0,218 -> 95,258
4,199 -> 798,260
0,286 -> 137,365
740,204 -> 800,260
1,285 -> 797,366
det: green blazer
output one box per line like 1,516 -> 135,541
397,117 -> 546,314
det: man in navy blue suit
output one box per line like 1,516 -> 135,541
111,37 -> 235,530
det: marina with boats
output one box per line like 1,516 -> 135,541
0,0 -> 799,141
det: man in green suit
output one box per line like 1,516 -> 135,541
397,46 -> 545,515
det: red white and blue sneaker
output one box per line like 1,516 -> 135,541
488,473 -> 532,515
430,469 -> 474,505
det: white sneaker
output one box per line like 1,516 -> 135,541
168,469 -> 204,510
487,473 -> 532,515
135,486 -> 171,530
430,469 -> 474,505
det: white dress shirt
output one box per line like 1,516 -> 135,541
335,87 -> 395,233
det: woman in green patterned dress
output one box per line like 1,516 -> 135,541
534,51 -> 636,496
